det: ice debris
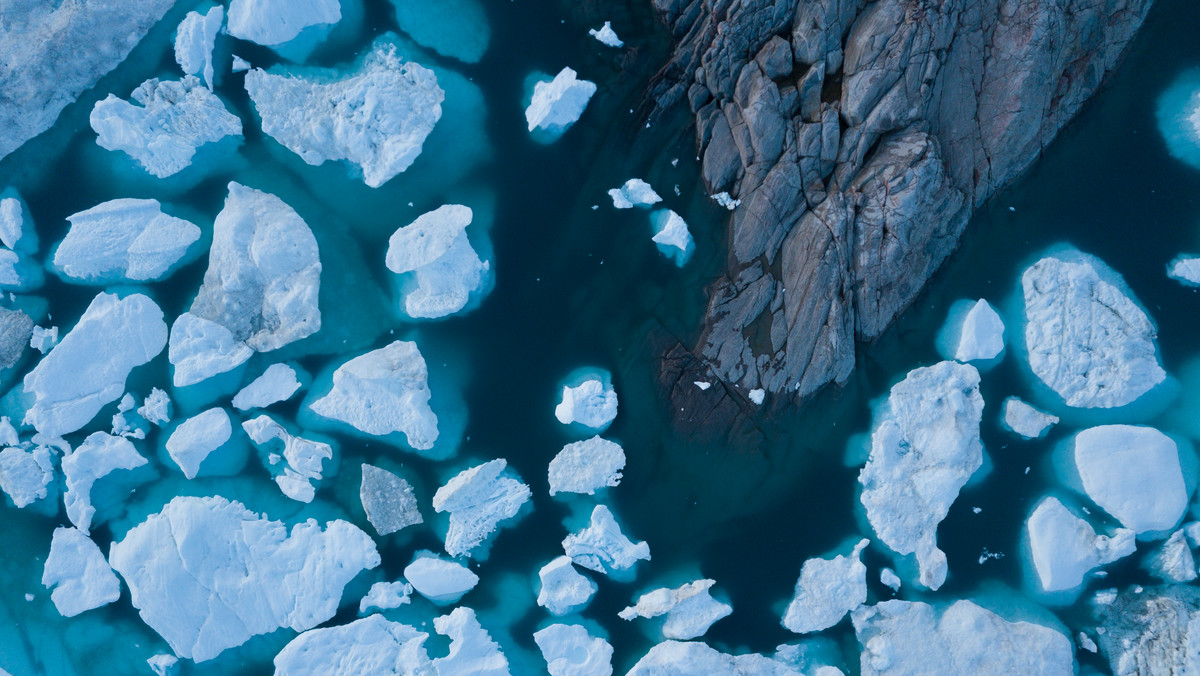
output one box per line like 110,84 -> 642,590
628,641 -> 797,675
0,445 -> 53,508
174,5 -> 223,89
608,179 -> 662,209
525,68 -> 596,134
385,204 -> 489,319
548,436 -> 625,496
563,504 -> 651,575
360,463 -> 423,536
433,459 -> 530,558
537,556 -> 597,616
54,199 -> 200,284
1000,396 -> 1058,439
404,550 -> 479,605
138,388 -> 172,426
41,527 -> 120,618
358,581 -> 413,614
711,192 -> 741,210
233,363 -> 304,410
555,376 -> 618,430
243,414 -> 332,503
534,624 -> 614,676
1072,425 -> 1187,534
147,654 -> 179,676
62,432 -> 146,534
432,607 -> 509,676
749,388 -> 766,405
273,614 -> 432,676
165,407 -> 232,479
782,539 -> 869,634
588,22 -> 623,48
168,312 -> 253,387
1025,495 -> 1135,592
619,579 -> 732,640
232,56 -> 251,73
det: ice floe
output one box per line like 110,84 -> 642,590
433,459 -> 530,558
627,641 -> 797,675
147,654 -> 179,676
1025,495 -> 1135,593
555,375 -> 618,430
548,436 -> 625,496
174,5 -> 223,89
537,556 -> 597,616
650,209 -> 694,266
1168,255 -> 1200,286
525,68 -> 596,135
404,550 -> 479,605
164,407 -> 233,479
53,199 -> 201,284
168,312 -> 253,387
233,363 -> 305,410
619,579 -> 732,640
273,614 -> 432,676
227,0 -> 341,53
62,432 -> 147,534
232,55 -> 251,73
0,189 -> 37,253
1145,529 -> 1197,583
782,539 -> 868,634
358,581 -> 413,613
432,607 -> 509,676
879,568 -> 901,592
0,445 -> 53,508
138,388 -> 172,426
588,22 -> 623,48
41,526 -> 120,618
385,204 -> 490,319
243,414 -> 333,503
360,463 -> 423,536
1071,425 -> 1187,534
534,624 -> 613,676
1000,396 -> 1058,439
563,504 -> 651,576
608,179 -> 662,209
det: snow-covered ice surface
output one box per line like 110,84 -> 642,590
534,624 -> 613,676
404,550 -> 479,604
167,312 -> 253,387
563,505 -> 651,576
619,579 -> 732,640
174,5 -> 222,89
608,179 -> 661,209
1071,425 -> 1187,534
1025,495 -> 1136,593
1000,396 -> 1058,439
273,614 -> 433,676
548,436 -> 625,495
537,555 -> 597,616
385,204 -> 490,318
360,463 -> 423,536
782,539 -> 869,634
1145,529 -> 1197,583
432,459 -> 530,557
164,407 -> 232,479
588,22 -> 623,48
53,199 -> 201,284
62,432 -> 147,534
555,376 -> 618,430
41,526 -> 120,618
525,68 -> 596,135
233,363 -> 305,410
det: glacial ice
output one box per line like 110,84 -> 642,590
108,495 -> 380,662
563,505 -> 651,576
360,463 -> 423,536
0,445 -> 53,508
138,388 -> 172,426
627,641 -> 798,675
588,22 -> 623,48
555,375 -> 618,430
273,614 -> 432,676
749,388 -> 766,405
233,363 -> 305,410
62,432 -> 147,534
358,581 -> 413,613
858,361 -> 983,590
53,199 -> 201,284
1145,529 -> 1197,583
174,5 -> 223,89
23,292 -> 167,437
1025,495 -> 1135,593
1168,255 -> 1200,286
390,0 -> 491,64
608,179 -> 662,209
164,407 -> 233,479
879,568 -> 901,592
525,68 -> 596,135
385,204 -> 490,319
782,539 -> 869,634
243,414 -> 333,503
619,579 -> 732,640
404,550 -> 479,605
432,458 -> 530,558
432,607 -> 510,676
245,41 -> 444,188
537,556 -> 598,616
147,655 -> 179,676
548,436 -> 625,496
90,76 -> 242,178
1000,397 -> 1058,439
941,299 -> 1005,363
227,0 -> 341,50
41,527 -> 120,618
1071,425 -> 1187,534
1021,249 -> 1165,408
534,624 -> 613,676
232,56 -> 251,73
650,209 -> 694,266
168,312 -> 253,387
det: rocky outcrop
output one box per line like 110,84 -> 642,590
646,0 -> 1153,403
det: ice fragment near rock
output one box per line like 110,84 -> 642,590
1025,495 -> 1135,592
651,209 -> 694,266
534,624 -> 613,676
607,179 -> 661,209
165,407 -> 232,479
432,459 -> 530,558
949,299 -> 1005,362
41,527 -> 120,617
620,579 -> 732,640
360,463 -> 423,536
525,68 -> 596,134
588,22 -> 623,48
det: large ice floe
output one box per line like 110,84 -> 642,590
607,179 -> 662,209
858,361 -> 983,590
525,68 -> 596,136
1069,425 -> 1188,534
936,298 -> 1005,363
243,414 -> 333,503
164,407 -> 234,479
90,76 -> 242,178
360,463 -> 423,536
52,199 -> 202,284
433,459 -> 530,558
555,372 -> 618,430
547,436 -> 625,496
534,624 -> 613,676
108,495 -> 380,662
627,641 -> 797,675
432,607 -> 509,675
385,204 -> 490,319
563,505 -> 651,576
190,183 -> 321,352
537,555 -> 597,616
273,614 -> 432,676
168,312 -> 253,387
619,579 -> 732,640
1024,495 -> 1136,593
226,0 -> 341,55
24,292 -> 167,438
245,39 -> 444,188
851,599 -> 1074,674
41,526 -> 120,618
404,550 -> 479,604
63,432 -> 147,534
1021,248 -> 1165,408
782,539 -> 869,634
174,5 -> 223,90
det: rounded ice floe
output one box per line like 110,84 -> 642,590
23,292 -> 167,438
1072,425 -> 1187,534
537,556 -> 598,616
53,199 -> 201,284
555,375 -> 618,430
358,580 -> 413,614
243,414 -> 333,503
433,458 -> 531,558
619,579 -> 732,640
385,204 -> 490,319
62,432 -> 147,534
245,40 -> 444,188
41,527 -> 120,618
650,209 -> 694,266
360,463 -> 423,536
0,446 -> 53,508
534,624 -> 614,676
1156,69 -> 1200,171
1021,249 -> 1165,409
90,76 -> 242,178
273,614 -> 433,676
525,67 -> 596,135
608,179 -> 662,209
168,312 -> 253,388
233,363 -> 305,410
548,436 -> 625,496
1168,255 -> 1200,287
937,298 -> 1005,363
431,607 -> 509,675
749,388 -> 766,405
1000,396 -> 1058,439
389,0 -> 490,64
563,504 -> 651,576
174,5 -> 223,89
627,641 -> 795,674
227,0 -> 341,49
109,495 -> 380,663
164,407 -> 233,479
1025,495 -> 1135,593
782,539 -> 868,634
404,551 -> 478,605
588,21 -> 623,48
858,361 -> 983,590
879,568 -> 901,592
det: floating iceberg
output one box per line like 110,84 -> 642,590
879,568 -> 901,592
90,76 -> 241,178
138,388 -> 172,426
273,614 -> 432,676
782,539 -> 868,634
1021,249 -> 1165,408
432,608 -> 509,676
859,361 -> 983,590
233,363 -> 305,410
1156,69 -> 1200,171
404,550 -> 478,605
358,581 -> 413,613
563,505 -> 650,576
191,183 -> 321,352
62,432 -> 147,534
628,641 -> 797,675
1071,425 -> 1187,534
1168,255 -> 1200,287
534,624 -> 613,676
243,414 -> 333,503
0,446 -> 53,508
245,41 -> 443,188
548,436 -> 625,496
433,459 -> 530,558
588,22 -> 623,48
650,209 -> 694,266
525,68 -> 596,135
385,204 -> 490,319
620,579 -> 732,640
164,407 -> 233,479
360,463 -> 423,536
1025,495 -> 1135,593
608,179 -> 662,209
939,299 -> 1005,363
390,0 -> 491,64
227,0 -> 340,51
537,556 -> 597,616
53,199 -> 201,285
711,192 -> 740,210
174,5 -> 222,89
1000,397 -> 1058,439
555,375 -> 618,430
42,527 -> 120,618
168,312 -> 253,387
109,495 -> 380,663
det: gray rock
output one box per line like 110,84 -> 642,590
359,463 -> 423,536
1096,585 -> 1200,675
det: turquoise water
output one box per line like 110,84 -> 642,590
3,0 -> 1200,673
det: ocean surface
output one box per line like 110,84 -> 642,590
2,0 -> 1200,673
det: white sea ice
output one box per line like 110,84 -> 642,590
227,0 -> 341,48
555,377 -> 618,430
749,388 -> 766,405
537,556 -> 598,616
588,21 -> 624,48
1021,249 -> 1165,408
308,341 -> 439,451
109,495 -> 380,663
651,209 -> 694,265
168,312 -> 253,387
782,539 -> 868,634
360,463 -> 423,536
243,414 -> 333,503
62,432 -> 146,534
385,204 -> 490,319
1025,496 -> 1136,593
608,179 -> 662,209
525,68 -> 596,134
948,299 -> 1005,362
29,326 -> 56,353
1156,70 -> 1200,172
620,579 -> 732,640
23,292 -> 167,438
90,76 -> 241,178
138,388 -> 172,426
191,183 -> 321,352
233,363 -> 305,410
1072,425 -> 1187,534
1146,529 -> 1197,583
404,551 -> 479,605
232,56 -> 251,73
880,568 -> 901,592
548,436 -> 625,496
534,624 -> 614,676
433,459 -> 530,558
432,607 -> 510,676
273,614 -> 433,676
563,505 -> 651,575
165,407 -> 232,479
54,199 -> 201,284
1168,255 -> 1200,287
358,581 -> 413,613
711,192 -> 741,210
174,5 -> 223,89
1000,397 -> 1058,439
245,41 -> 444,188
858,361 -> 983,590
41,527 -> 120,618
0,446 -> 53,508
628,641 -> 798,675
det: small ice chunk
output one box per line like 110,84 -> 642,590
608,179 -> 662,209
243,415 -> 332,503
1000,397 -> 1058,439
165,408 -> 232,479
138,388 -> 172,426
588,21 -> 623,48
650,209 -> 693,265
0,446 -> 53,508
90,76 -> 241,178
432,607 -> 509,676
749,388 -> 766,405
1146,529 -> 1197,583
1079,632 -> 1099,653
385,204 -> 489,319
147,654 -> 179,676
1168,255 -> 1200,287
620,579 -> 732,640
548,436 -> 625,496
525,67 -> 596,134
168,312 -> 253,387
54,199 -> 201,284
433,459 -> 531,558
555,377 -> 618,429
232,56 -> 251,73
226,0 -> 340,47
359,463 -> 423,536
950,299 -> 1005,362
537,556 -> 597,616
782,540 -> 869,634
711,192 -> 740,210
694,381 -> 711,390
879,568 -> 901,592
1073,425 -> 1187,534
41,527 -> 120,618
174,5 -> 223,89
358,581 -> 413,614
1025,495 -> 1136,592
534,624 -> 614,676
563,504 -> 651,575
0,191 -> 37,252
404,551 -> 479,605
233,363 -> 304,410
30,325 -> 57,354
628,641 -> 796,674
62,432 -> 147,534
274,615 -> 433,676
